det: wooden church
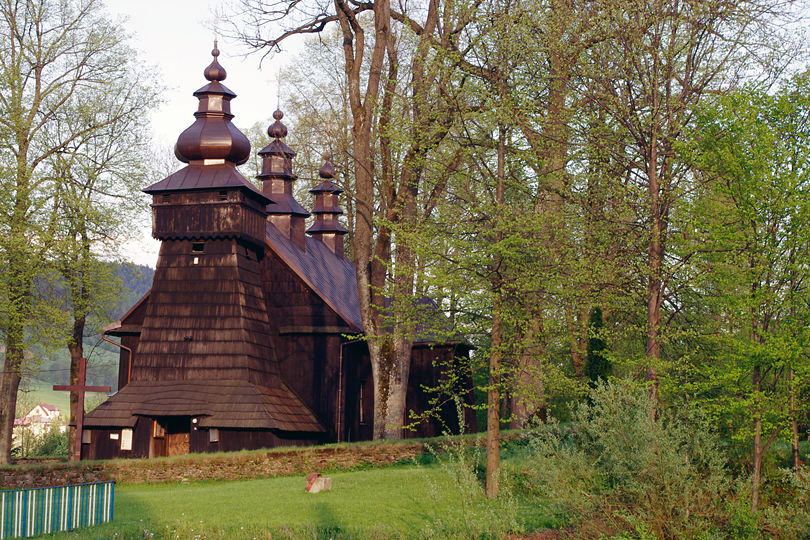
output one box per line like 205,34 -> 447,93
82,45 -> 473,459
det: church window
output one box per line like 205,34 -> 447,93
161,194 -> 171,203
209,428 -> 219,443
121,429 -> 133,450
81,430 -> 91,444
219,191 -> 228,201
192,242 -> 205,253
152,420 -> 165,438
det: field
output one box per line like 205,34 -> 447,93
42,464 -> 556,539
16,379 -> 109,418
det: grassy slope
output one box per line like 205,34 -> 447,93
44,465 -> 554,539
16,379 -> 109,418
16,380 -> 70,415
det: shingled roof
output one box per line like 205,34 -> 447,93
265,222 -> 363,332
85,379 -> 324,432
143,163 -> 270,202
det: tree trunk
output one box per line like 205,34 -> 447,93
336,0 -> 395,439
510,314 -> 547,428
752,365 -> 763,512
0,239 -> 32,464
645,130 -> 663,405
486,125 -> 508,498
486,290 -> 503,498
0,346 -> 23,465
789,369 -> 802,468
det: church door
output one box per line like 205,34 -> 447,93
150,417 -> 190,457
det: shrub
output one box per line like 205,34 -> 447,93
760,467 -> 810,539
521,380 -> 732,538
31,423 -> 69,458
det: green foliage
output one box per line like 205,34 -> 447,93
675,72 -> 810,478
419,434 -> 523,538
520,380 -> 732,538
29,423 -> 68,458
760,467 -> 810,539
585,306 -> 611,384
13,423 -> 68,459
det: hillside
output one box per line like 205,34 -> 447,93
15,262 -> 154,414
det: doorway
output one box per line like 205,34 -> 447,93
149,417 -> 190,457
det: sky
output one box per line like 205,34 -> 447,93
103,0 -> 298,266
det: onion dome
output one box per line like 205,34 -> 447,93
174,41 -> 251,165
257,109 -> 309,217
307,156 -> 349,239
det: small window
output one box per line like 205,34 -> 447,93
109,432 -> 119,440
209,428 -> 219,443
192,242 -> 205,253
152,420 -> 165,438
121,428 -> 133,450
81,430 -> 92,444
161,194 -> 171,203
219,191 -> 228,201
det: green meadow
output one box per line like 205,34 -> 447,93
41,465 -> 555,539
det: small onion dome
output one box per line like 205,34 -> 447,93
257,108 -> 297,181
204,41 -> 227,81
307,157 -> 348,236
267,109 -> 288,139
174,42 -> 251,165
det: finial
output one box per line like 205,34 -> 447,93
204,40 -> 227,81
319,156 -> 335,179
268,109 -> 288,138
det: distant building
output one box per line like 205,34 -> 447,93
82,45 -> 475,460
14,404 -> 65,438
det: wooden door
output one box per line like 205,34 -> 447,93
166,432 -> 189,456
150,417 -> 189,457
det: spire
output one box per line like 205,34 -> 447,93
174,42 -> 251,165
307,156 -> 348,258
257,108 -> 309,249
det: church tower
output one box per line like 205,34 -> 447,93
138,43 -> 277,386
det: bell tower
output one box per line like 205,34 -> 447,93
136,43 -> 280,386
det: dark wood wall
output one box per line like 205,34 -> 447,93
82,418 -> 322,460
261,251 -> 350,439
133,238 -> 281,387
152,190 -> 267,247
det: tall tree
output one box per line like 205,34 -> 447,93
584,0 -> 797,401
230,0 -> 476,438
685,74 -> 810,511
0,0 -> 152,463
48,77 -> 156,455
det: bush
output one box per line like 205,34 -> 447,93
14,423 -> 69,459
31,424 -> 69,458
760,467 -> 810,539
520,380 -> 733,538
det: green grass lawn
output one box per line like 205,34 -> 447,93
40,465 -> 555,539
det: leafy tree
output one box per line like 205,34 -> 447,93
585,307 -> 611,385
0,0 -> 154,464
49,76 -> 157,455
684,72 -> 810,510
583,0 -> 799,402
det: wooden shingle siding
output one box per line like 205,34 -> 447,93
133,238 -> 280,387
152,190 -> 267,247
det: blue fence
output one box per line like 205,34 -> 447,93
0,481 -> 114,538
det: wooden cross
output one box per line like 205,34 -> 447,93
53,357 -> 111,461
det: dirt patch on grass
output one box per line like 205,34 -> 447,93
0,441 -> 427,489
